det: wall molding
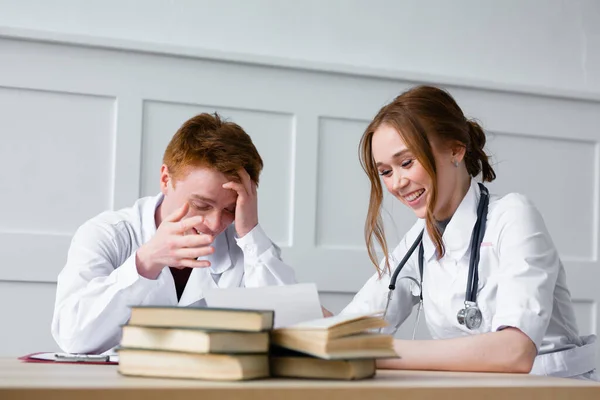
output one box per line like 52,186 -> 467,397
2,26 -> 600,103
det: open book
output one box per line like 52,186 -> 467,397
271,313 -> 397,360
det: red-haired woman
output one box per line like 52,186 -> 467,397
342,85 -> 596,380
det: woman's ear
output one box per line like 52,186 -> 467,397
451,142 -> 467,164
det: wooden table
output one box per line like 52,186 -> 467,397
1,358 -> 599,399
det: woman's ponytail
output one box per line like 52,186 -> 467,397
465,120 -> 496,182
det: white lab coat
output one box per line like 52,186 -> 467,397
51,194 -> 297,354
342,180 -> 597,379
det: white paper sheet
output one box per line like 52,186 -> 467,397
204,283 -> 322,328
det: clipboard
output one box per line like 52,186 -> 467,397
19,352 -> 119,365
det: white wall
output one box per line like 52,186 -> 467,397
0,0 -> 599,95
1,0 -> 600,358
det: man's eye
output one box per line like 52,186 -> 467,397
192,203 -> 210,211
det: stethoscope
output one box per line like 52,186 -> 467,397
382,183 -> 490,337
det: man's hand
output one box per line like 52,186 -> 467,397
136,203 -> 214,279
222,168 -> 258,238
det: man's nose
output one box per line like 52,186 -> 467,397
204,211 -> 222,234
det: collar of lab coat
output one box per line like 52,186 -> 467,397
421,179 -> 481,262
179,228 -> 240,306
201,229 -> 234,275
141,193 -> 163,244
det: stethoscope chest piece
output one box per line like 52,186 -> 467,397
456,301 -> 482,329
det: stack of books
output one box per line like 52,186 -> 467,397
118,307 -> 397,381
118,306 -> 273,381
270,313 -> 397,380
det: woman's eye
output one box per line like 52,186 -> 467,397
379,170 -> 392,177
401,159 -> 413,168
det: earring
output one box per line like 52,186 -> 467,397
453,160 -> 459,167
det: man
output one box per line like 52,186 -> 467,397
51,113 -> 297,354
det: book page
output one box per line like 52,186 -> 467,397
279,312 -> 383,330
204,283 -> 322,328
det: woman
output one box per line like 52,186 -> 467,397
341,85 -> 597,379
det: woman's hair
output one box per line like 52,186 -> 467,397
359,85 -> 496,276
163,112 -> 263,186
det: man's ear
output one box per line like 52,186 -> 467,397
159,165 -> 171,195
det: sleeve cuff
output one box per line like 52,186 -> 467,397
234,224 -> 272,261
491,309 -> 547,350
116,251 -> 162,300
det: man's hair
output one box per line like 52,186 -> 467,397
163,112 -> 263,185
